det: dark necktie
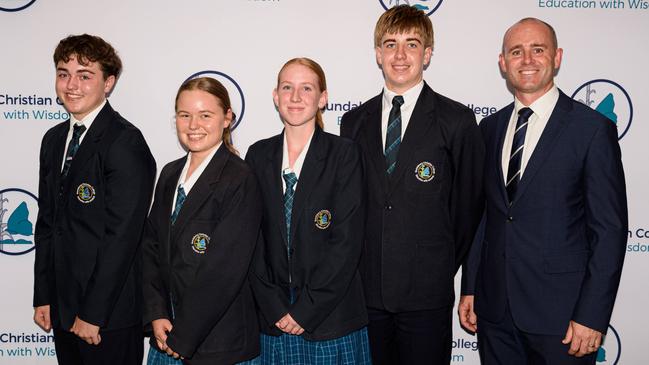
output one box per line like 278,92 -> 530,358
61,123 -> 86,177
506,107 -> 534,203
282,171 -> 298,303
385,95 -> 404,174
170,185 -> 186,224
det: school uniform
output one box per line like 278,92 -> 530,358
245,127 -> 371,364
143,143 -> 262,365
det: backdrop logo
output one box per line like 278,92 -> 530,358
184,71 -> 245,131
571,79 -> 633,140
0,188 -> 37,255
379,0 -> 444,16
596,324 -> 621,364
0,0 -> 37,12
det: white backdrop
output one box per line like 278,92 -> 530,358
1,1 -> 647,364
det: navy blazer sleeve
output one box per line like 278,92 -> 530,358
572,118 -> 627,333
79,130 -> 156,326
289,142 -> 365,332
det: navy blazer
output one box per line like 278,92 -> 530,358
33,102 -> 156,331
245,127 -> 368,341
341,83 -> 485,312
462,90 -> 628,335
142,145 -> 262,364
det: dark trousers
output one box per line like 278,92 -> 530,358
54,325 -> 143,365
477,304 -> 596,365
367,306 -> 452,365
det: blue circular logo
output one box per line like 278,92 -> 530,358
0,0 -> 37,12
595,324 -> 621,364
0,188 -> 37,255
571,79 -> 633,140
379,0 -> 444,16
184,71 -> 246,131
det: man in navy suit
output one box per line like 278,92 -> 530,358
341,5 -> 484,364
459,18 -> 627,364
33,34 -> 155,365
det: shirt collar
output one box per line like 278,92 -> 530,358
382,80 -> 424,109
282,128 -> 315,179
70,99 -> 106,130
514,85 -> 559,121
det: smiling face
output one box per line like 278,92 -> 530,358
499,19 -> 563,105
55,55 -> 115,120
375,29 -> 432,94
175,89 -> 232,160
273,63 -> 328,128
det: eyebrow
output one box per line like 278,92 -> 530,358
56,67 -> 96,74
382,37 -> 422,45
508,42 -> 549,51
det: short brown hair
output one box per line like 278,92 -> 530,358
277,57 -> 327,130
53,34 -> 122,80
374,5 -> 434,49
175,77 -> 238,155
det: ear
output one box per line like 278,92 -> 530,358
423,46 -> 432,65
224,108 -> 233,129
375,46 -> 383,67
272,88 -> 279,108
498,53 -> 507,73
103,75 -> 116,94
553,47 -> 563,70
318,90 -> 328,109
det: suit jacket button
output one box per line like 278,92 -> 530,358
385,204 -> 392,211
507,216 -> 514,222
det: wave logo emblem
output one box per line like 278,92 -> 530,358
379,0 -> 444,16
184,71 -> 246,131
595,324 -> 621,364
571,79 -> 633,140
0,0 -> 37,12
0,188 -> 37,255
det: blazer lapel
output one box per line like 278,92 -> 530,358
61,102 -> 114,192
289,128 -> 326,244
388,84 -> 435,195
263,134 -> 288,247
51,123 -> 69,189
513,91 -> 571,205
162,158 -> 184,259
171,145 -> 229,242
362,95 -> 389,195
495,103 -> 514,204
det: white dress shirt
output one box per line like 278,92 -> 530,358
381,81 -> 424,149
281,128 -> 315,193
172,142 -> 223,208
501,86 -> 560,180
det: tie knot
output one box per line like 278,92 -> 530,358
177,185 -> 186,199
392,95 -> 404,108
72,123 -> 87,137
518,107 -> 534,121
283,172 -> 297,190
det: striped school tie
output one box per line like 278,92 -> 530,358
170,185 -> 186,224
505,107 -> 534,203
61,123 -> 86,177
385,95 -> 404,174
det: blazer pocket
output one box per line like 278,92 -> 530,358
197,296 -> 245,353
543,251 -> 589,274
415,240 -> 452,296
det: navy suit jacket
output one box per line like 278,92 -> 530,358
143,145 -> 261,364
462,90 -> 628,335
341,83 -> 485,312
245,127 -> 368,341
33,102 -> 156,331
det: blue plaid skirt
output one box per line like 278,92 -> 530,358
147,346 -> 261,365
259,327 -> 371,365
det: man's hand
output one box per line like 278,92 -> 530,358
562,320 -> 602,357
458,295 -> 478,333
33,305 -> 51,332
276,313 -> 305,335
151,319 -> 172,351
70,316 -> 101,345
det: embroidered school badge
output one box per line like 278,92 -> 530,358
314,210 -> 332,230
76,183 -> 96,203
191,233 -> 210,254
415,162 -> 435,182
